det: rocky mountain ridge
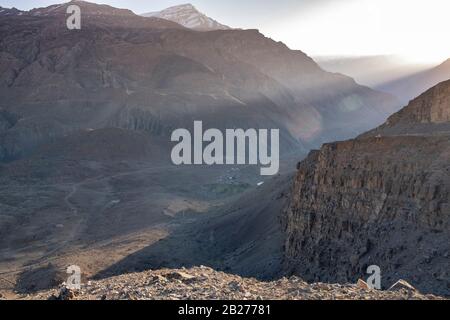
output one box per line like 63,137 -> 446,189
0,6 -> 23,16
0,1 -> 399,162
283,80 -> 450,296
0,1 -> 413,300
142,4 -> 231,31
364,80 -> 450,136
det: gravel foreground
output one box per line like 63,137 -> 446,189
19,266 -> 445,300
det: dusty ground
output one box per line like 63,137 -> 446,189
0,149 -> 299,297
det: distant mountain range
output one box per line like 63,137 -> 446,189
315,55 -> 433,88
141,3 -> 231,31
378,58 -> 450,104
316,55 -> 450,104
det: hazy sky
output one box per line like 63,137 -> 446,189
1,0 -> 450,63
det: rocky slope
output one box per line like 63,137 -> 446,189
142,4 -> 230,31
365,79 -> 450,136
19,266 -> 444,300
92,173 -> 293,282
0,0 -> 404,298
0,1 -> 399,161
283,80 -> 450,296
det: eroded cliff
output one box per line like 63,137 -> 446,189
283,80 -> 450,295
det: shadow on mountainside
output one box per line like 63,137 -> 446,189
93,173 -> 293,281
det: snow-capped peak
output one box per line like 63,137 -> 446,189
142,3 -> 230,31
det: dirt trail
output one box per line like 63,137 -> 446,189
0,165 -> 180,277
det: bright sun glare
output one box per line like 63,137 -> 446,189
266,0 -> 450,64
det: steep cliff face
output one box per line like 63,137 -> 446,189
283,80 -> 450,296
395,79 -> 450,123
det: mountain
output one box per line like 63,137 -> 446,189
28,1 -> 134,17
0,1 -> 401,295
364,78 -> 450,136
315,55 -> 433,89
283,80 -> 450,295
377,58 -> 450,104
141,3 -> 230,31
0,1 -> 399,162
316,55 -> 450,105
0,6 -> 23,16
